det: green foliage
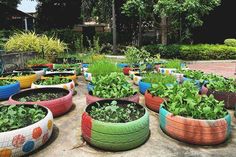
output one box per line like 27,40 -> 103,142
19,93 -> 63,102
89,100 -> 145,123
149,82 -> 173,97
92,72 -> 137,98
0,105 -> 46,132
4,32 -> 68,56
36,76 -> 71,85
27,58 -> 49,65
0,79 -> 17,86
153,0 -> 221,42
125,46 -> 150,66
162,59 -> 182,69
122,0 -> 147,17
163,81 -> 227,120
143,44 -> 236,60
88,59 -> 121,77
224,39 -> 236,47
142,73 -> 176,84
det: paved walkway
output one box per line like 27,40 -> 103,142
188,62 -> 236,78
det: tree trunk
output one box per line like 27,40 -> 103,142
138,15 -> 142,47
112,0 -> 117,53
161,17 -> 167,45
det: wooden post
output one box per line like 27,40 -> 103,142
161,17 -> 167,45
112,0 -> 117,53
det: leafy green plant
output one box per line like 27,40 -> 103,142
163,81 -> 227,120
0,105 -> 46,132
1,72 -> 34,78
27,58 -> 49,65
125,46 -> 150,66
35,76 -> 70,85
89,100 -> 145,123
18,93 -> 64,102
162,59 -> 183,69
0,79 -> 17,86
88,59 -> 121,77
142,73 -> 176,84
92,72 -> 137,98
149,82 -> 174,97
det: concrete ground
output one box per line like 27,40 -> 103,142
1,62 -> 236,157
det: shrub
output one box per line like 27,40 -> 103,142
125,46 -> 150,65
4,32 -> 68,57
224,39 -> 236,47
143,44 -> 236,60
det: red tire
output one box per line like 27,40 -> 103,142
86,93 -> 139,105
8,88 -> 73,117
144,91 -> 164,112
123,67 -> 132,75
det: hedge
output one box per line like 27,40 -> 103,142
143,44 -> 236,60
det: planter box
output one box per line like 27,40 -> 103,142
81,99 -> 149,151
0,72 -> 37,89
86,92 -> 139,105
0,79 -> 20,100
9,88 -> 73,117
0,104 -> 53,156
144,91 -> 164,112
207,89 -> 236,109
159,105 -> 231,145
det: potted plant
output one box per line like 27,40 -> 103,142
46,68 -> 76,75
0,79 -> 20,100
159,59 -> 187,75
27,58 -> 53,69
85,59 -> 121,81
0,104 -> 53,156
53,63 -> 81,75
9,87 -> 72,117
31,76 -> 75,92
41,73 -> 77,84
14,68 -> 45,80
159,81 -> 231,145
144,83 -> 171,112
139,73 -> 176,95
0,72 -> 37,89
86,72 -> 139,104
81,99 -> 149,151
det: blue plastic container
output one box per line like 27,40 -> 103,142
0,81 -> 20,100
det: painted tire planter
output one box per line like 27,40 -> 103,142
81,99 -> 150,151
144,91 -> 164,112
158,68 -> 176,75
0,72 -> 37,89
123,67 -> 132,75
86,91 -> 139,105
87,83 -> 94,92
139,80 -> 151,95
0,79 -> 20,100
159,105 -> 231,145
133,74 -> 142,86
31,79 -> 75,92
9,88 -> 73,117
41,73 -> 77,83
117,63 -> 128,68
82,63 -> 89,68
0,105 -> 53,157
206,89 -> 236,109
14,68 -> 45,80
84,72 -> 92,82
129,69 -> 140,80
29,64 -> 53,69
53,63 -> 81,69
46,69 -> 76,75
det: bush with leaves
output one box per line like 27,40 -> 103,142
125,46 -> 150,66
163,81 -> 227,120
224,39 -> 236,47
92,72 -> 137,98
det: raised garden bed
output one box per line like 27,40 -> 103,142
145,91 -> 164,112
0,104 -> 53,156
0,72 -> 37,89
0,79 -> 20,100
14,68 -> 45,80
9,87 -> 73,117
82,99 -> 149,151
42,73 -> 77,83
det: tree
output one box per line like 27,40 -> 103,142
0,0 -> 21,8
154,0 -> 221,43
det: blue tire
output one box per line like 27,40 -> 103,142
139,81 -> 151,95
87,83 -> 94,92
0,81 -> 20,100
82,63 -> 89,68
117,63 -> 128,68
